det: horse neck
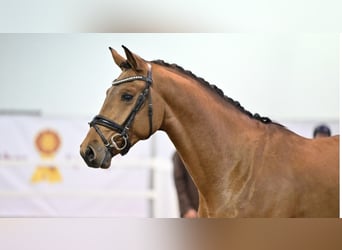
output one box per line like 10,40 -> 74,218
153,66 -> 266,193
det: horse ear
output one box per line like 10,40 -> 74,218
109,47 -> 126,69
122,45 -> 145,71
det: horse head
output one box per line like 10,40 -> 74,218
80,46 -> 164,168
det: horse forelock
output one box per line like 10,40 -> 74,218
151,60 -> 283,127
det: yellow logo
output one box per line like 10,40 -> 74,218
31,129 -> 62,183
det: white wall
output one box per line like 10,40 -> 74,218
0,33 -> 339,121
0,1 -> 341,32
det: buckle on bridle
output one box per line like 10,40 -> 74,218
110,133 -> 128,151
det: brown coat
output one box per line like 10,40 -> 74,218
81,47 -> 339,217
172,152 -> 199,217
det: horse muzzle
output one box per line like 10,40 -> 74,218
80,143 -> 112,169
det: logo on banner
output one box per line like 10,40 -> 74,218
31,129 -> 63,183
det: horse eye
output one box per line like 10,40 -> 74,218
121,93 -> 133,102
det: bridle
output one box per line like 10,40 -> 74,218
89,64 -> 153,155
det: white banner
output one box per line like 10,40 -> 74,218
0,115 -> 155,217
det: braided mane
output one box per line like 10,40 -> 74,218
151,60 -> 282,126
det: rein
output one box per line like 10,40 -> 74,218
89,64 -> 153,155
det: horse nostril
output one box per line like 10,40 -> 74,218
85,146 -> 96,162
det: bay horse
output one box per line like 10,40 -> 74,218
80,46 -> 339,217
